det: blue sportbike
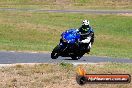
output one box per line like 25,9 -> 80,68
51,28 -> 91,60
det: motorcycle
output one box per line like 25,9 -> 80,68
51,28 -> 91,60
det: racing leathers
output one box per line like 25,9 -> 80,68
77,26 -> 94,53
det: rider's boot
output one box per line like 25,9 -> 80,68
86,48 -> 90,54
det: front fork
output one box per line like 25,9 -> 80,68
59,42 -> 68,52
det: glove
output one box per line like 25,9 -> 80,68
80,36 -> 91,43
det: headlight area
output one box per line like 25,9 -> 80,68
62,37 -> 67,42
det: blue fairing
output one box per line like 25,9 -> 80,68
61,29 -> 80,44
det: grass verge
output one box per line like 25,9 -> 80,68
0,11 -> 132,59
0,0 -> 131,10
0,63 -> 131,88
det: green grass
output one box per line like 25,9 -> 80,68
0,63 -> 132,88
0,11 -> 132,59
0,0 -> 131,10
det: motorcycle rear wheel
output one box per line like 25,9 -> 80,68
71,56 -> 80,60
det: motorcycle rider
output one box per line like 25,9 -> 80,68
77,20 -> 94,53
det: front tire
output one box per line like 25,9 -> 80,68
51,45 -> 61,59
51,52 -> 58,59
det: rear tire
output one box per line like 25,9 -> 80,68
71,56 -> 80,60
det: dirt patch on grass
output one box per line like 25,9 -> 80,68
55,0 -> 71,5
119,13 -> 132,16
15,23 -> 49,31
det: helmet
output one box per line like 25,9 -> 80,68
81,20 -> 90,30
82,20 -> 89,26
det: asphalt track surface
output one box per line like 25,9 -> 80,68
0,8 -> 132,64
0,51 -> 132,64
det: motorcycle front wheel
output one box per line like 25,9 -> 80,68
51,45 -> 61,59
